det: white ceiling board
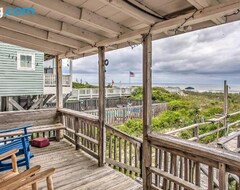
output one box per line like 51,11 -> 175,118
80,0 -> 106,12
119,18 -> 144,28
95,4 -> 121,18
46,11 -> 65,21
61,17 -> 78,25
136,0 -> 192,15
109,12 -> 133,23
32,5 -> 50,16
3,0 -> 14,4
131,23 -> 149,30
63,0 -> 87,7
11,0 -> 33,7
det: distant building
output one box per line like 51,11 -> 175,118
163,87 -> 184,95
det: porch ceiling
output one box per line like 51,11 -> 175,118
0,0 -> 240,60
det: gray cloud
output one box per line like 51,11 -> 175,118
72,20 -> 240,84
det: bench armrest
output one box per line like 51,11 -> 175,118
0,125 -> 32,134
0,165 -> 41,188
0,134 -> 31,144
2,168 -> 55,190
0,149 -> 18,161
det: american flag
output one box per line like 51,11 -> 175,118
129,71 -> 135,77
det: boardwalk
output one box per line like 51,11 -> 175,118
27,141 -> 142,190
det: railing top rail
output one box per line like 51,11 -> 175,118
208,114 -> 227,122
106,124 -> 142,145
84,103 -> 166,113
0,108 -> 57,116
149,133 -> 240,171
58,108 -> 99,124
166,114 -> 235,136
165,122 -> 211,135
228,110 -> 240,117
217,131 -> 240,145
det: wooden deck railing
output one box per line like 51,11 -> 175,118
58,108 -> 143,178
105,124 -> 142,177
59,108 -> 99,159
165,110 -> 240,142
148,133 -> 240,190
2,108 -> 240,189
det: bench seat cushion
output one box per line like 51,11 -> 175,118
31,137 -> 49,148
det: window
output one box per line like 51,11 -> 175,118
17,52 -> 35,71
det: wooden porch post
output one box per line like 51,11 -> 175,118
98,46 -> 106,167
56,55 -> 63,141
142,33 -> 152,190
69,59 -> 73,89
56,55 -> 63,109
224,80 -> 228,135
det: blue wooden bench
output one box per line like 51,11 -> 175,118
0,125 -> 33,171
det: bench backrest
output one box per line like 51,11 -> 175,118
0,109 -> 60,130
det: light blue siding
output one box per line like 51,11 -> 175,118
0,42 -> 44,96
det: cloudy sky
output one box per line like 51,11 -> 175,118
63,20 -> 240,85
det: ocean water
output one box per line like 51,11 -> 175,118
114,83 -> 240,93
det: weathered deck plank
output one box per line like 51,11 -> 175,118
27,141 -> 142,190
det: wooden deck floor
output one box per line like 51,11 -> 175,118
27,141 -> 142,190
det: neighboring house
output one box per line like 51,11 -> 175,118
0,42 -> 44,96
0,42 -> 72,111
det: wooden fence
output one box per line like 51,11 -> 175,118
165,110 -> 240,142
69,87 -> 132,100
85,103 -> 168,125
48,98 -> 143,111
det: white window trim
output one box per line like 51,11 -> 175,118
17,52 -> 35,71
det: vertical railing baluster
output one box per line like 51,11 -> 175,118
119,137 -> 122,172
74,117 -> 79,150
124,140 -> 127,174
129,142 -> 132,176
135,144 -> 138,177
184,158 -> 189,190
163,151 -> 169,190
219,163 -> 227,190
109,134 -> 112,167
155,148 -> 159,187
114,136 -> 117,169
208,166 -> 214,190
195,162 -> 200,186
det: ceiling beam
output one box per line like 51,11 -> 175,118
0,37 -> 59,55
23,0 -> 131,35
100,0 -> 161,25
0,1 -> 105,44
186,0 -> 226,24
60,0 -> 240,58
0,27 -> 72,54
0,18 -> 88,49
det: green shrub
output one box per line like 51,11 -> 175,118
116,86 -> 240,144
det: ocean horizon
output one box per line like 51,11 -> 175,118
107,83 -> 240,93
